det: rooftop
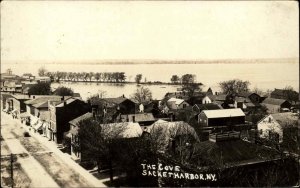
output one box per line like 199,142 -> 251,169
120,113 -> 155,122
202,108 -> 245,118
272,112 -> 298,127
262,97 -> 289,105
25,96 -> 66,105
101,122 -> 143,138
69,112 -> 93,126
167,97 -> 185,105
194,103 -> 222,111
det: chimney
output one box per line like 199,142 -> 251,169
126,115 -> 129,122
61,96 -> 65,101
33,96 -> 35,99
132,115 -> 135,122
122,94 -> 125,98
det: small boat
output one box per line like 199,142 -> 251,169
160,86 -> 166,88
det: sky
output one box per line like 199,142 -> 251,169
1,1 -> 299,64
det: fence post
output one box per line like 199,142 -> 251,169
11,153 -> 14,188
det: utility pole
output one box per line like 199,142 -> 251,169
10,153 -> 14,188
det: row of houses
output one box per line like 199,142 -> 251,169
164,88 -> 298,114
1,87 -> 298,185
1,69 -> 51,94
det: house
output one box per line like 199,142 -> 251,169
70,120 -> 142,162
119,113 -> 156,128
1,93 -> 13,111
1,81 -> 16,93
164,92 -> 190,100
237,92 -> 261,104
6,94 -> 31,118
0,69 -> 18,80
198,108 -> 245,127
90,96 -> 136,115
24,95 -> 67,134
233,97 -> 256,111
192,103 -> 222,114
271,88 -> 299,101
167,98 -> 190,110
48,97 -> 91,143
144,120 -> 199,153
35,76 -> 51,83
187,94 -> 213,106
69,112 -> 93,160
261,98 -> 292,113
257,112 -> 298,143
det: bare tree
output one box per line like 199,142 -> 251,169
38,66 -> 48,76
219,79 -> 250,94
131,86 -> 152,103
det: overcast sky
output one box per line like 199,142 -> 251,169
1,1 -> 299,63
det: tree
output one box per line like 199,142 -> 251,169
180,74 -> 202,97
135,74 -> 142,84
131,86 -> 152,103
283,86 -> 299,104
171,75 -> 180,84
94,73 -> 101,82
38,66 -> 47,76
181,74 -> 195,84
28,83 -> 51,95
219,79 -> 250,94
53,86 -> 74,96
76,117 -> 126,182
182,83 -> 202,97
252,87 -> 264,96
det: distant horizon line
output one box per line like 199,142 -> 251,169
2,57 -> 299,65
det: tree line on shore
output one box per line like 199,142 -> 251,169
38,66 -> 203,85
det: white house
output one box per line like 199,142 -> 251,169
167,97 -> 189,110
257,114 -> 282,143
201,95 -> 212,104
257,112 -> 298,143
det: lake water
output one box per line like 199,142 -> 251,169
2,62 -> 299,100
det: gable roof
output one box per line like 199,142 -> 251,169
145,121 -> 199,150
194,103 -> 222,111
202,108 -> 245,118
55,97 -> 84,107
208,94 -> 227,101
120,113 -> 155,122
11,94 -> 31,100
235,97 -> 252,103
271,112 -> 298,127
69,112 -> 93,126
238,92 -> 260,98
167,97 -> 185,105
101,122 -> 143,138
262,98 -> 289,105
32,101 -> 49,108
25,96 -> 65,105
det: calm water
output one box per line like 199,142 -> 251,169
2,62 -> 299,100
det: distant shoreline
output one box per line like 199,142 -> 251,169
56,79 -> 196,86
2,58 -> 298,65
